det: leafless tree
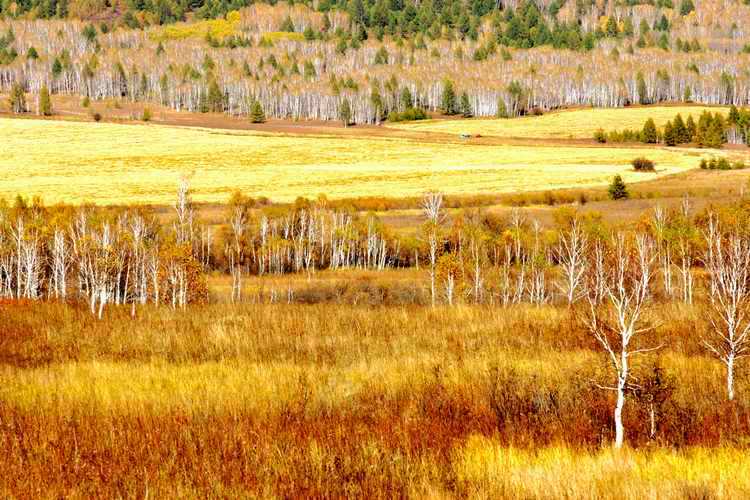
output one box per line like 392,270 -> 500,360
556,219 -> 588,304
703,231 -> 750,401
174,177 -> 195,247
422,191 -> 445,307
585,234 -> 660,449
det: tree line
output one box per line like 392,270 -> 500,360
594,107 -> 750,149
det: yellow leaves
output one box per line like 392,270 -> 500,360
598,15 -> 610,33
262,31 -> 306,42
155,17 -> 238,41
225,10 -> 242,24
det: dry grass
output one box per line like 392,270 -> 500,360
390,105 -> 732,139
0,118 -> 705,205
1,301 -> 749,497
454,438 -> 750,498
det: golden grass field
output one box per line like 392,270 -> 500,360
1,115 -> 708,205
390,105 -> 732,139
3,301 -> 750,497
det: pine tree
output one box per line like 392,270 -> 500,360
38,84 -> 52,116
340,98 -> 352,127
641,118 -> 658,143
51,57 -> 63,78
250,100 -> 265,123
9,83 -> 26,113
608,175 -> 629,200
679,0 -> 694,15
663,121 -> 676,146
673,113 -> 688,143
400,87 -> 413,110
636,72 -> 648,105
685,114 -> 697,142
728,104 -> 740,125
460,92 -> 472,117
206,79 -> 224,112
441,79 -> 457,115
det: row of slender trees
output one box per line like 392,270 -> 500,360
420,191 -> 750,448
1,0 -> 750,123
4,185 -> 750,448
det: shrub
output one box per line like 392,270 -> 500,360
92,112 -> 102,122
142,108 -> 152,122
717,158 -> 731,170
632,157 -> 655,172
593,128 -> 607,143
81,96 -> 90,108
387,107 -> 427,122
700,158 -> 708,169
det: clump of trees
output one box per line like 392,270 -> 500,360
593,110 -> 750,149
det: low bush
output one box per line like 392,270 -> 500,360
632,157 -> 655,172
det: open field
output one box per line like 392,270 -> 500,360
0,115 -> 711,206
1,301 -> 749,497
389,105 -> 733,139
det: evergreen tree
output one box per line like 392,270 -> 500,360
658,33 -> 670,50
9,83 -> 26,113
663,120 -> 676,146
206,79 -> 224,112
460,92 -> 472,117
636,72 -> 648,104
679,0 -> 695,15
673,113 -> 688,143
641,118 -> 658,143
496,96 -> 508,118
250,100 -> 266,123
685,114 -> 697,141
51,57 -> 63,78
608,175 -> 629,200
400,87 -> 413,110
441,79 -> 457,115
340,98 -> 352,127
38,84 -> 52,116
728,104 -> 740,125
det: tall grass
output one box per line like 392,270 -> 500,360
0,300 -> 749,496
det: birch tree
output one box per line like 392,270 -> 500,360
703,231 -> 750,401
422,191 -> 445,307
585,234 -> 660,449
555,219 -> 588,304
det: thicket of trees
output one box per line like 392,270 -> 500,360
594,107 -> 750,149
1,0 -> 750,124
